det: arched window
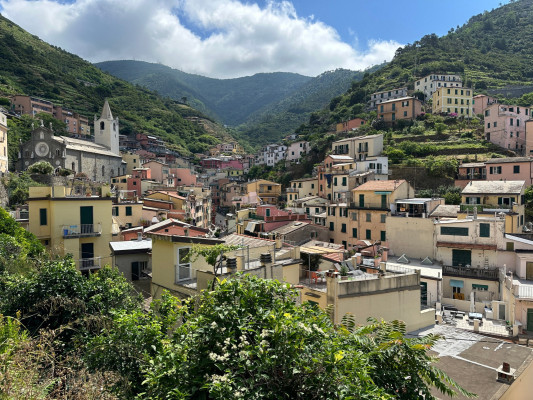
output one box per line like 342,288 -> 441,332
100,121 -> 105,131
24,150 -> 29,158
71,162 -> 76,172
40,131 -> 44,139
110,169 -> 114,177
56,149 -> 61,157
113,122 -> 116,131
102,165 -> 105,177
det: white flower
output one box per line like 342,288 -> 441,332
211,321 -> 218,329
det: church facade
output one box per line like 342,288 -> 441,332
18,101 -> 124,182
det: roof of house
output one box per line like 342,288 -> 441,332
459,162 -> 486,168
380,96 -> 418,104
333,133 -> 383,144
146,191 -> 186,200
353,179 -> 407,192
412,325 -> 533,400
223,233 -> 275,248
53,136 -> 121,158
326,155 -> 353,161
461,180 -> 525,195
269,221 -> 310,236
290,177 -> 318,182
109,238 -> 152,254
429,204 -> 459,218
485,157 -> 533,164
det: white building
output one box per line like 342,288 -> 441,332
415,74 -> 462,100
257,144 -> 287,167
369,87 -> 408,109
285,141 -> 309,163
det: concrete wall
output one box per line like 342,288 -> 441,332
387,216 -> 435,258
112,252 -> 151,281
500,356 -> 533,400
442,276 -> 499,304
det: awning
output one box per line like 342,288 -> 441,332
450,279 -> 464,288
245,222 -> 257,232
375,191 -> 392,195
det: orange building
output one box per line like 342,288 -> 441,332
377,97 -> 422,125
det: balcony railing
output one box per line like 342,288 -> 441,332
248,213 -> 264,220
349,202 -> 389,210
442,265 -> 500,280
457,174 -> 486,180
62,224 -> 102,238
78,257 -> 101,271
459,204 -> 512,213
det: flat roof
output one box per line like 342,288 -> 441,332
462,180 -> 525,195
485,157 -> 533,164
109,239 -> 152,253
386,256 -> 442,279
395,198 -> 440,205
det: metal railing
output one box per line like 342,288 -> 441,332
442,265 -> 500,280
78,257 -> 101,271
516,285 -> 533,299
457,174 -> 486,180
62,224 -> 102,238
459,204 -> 512,213
349,202 -> 389,210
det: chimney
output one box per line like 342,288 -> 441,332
275,233 -> 283,249
260,252 -> 272,267
236,254 -> 245,271
184,227 -> 189,237
137,232 -> 143,241
226,257 -> 237,272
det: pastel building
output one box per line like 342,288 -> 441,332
432,87 -> 473,116
286,177 -> 318,206
415,74 -> 462,99
368,87 -> 408,109
285,141 -> 309,163
331,134 -> 383,161
484,103 -> 532,155
472,94 -> 498,116
377,97 -> 423,124
336,118 -> 366,133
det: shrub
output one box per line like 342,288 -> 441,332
27,161 -> 53,175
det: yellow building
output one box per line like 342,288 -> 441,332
459,180 -> 525,233
287,177 -> 318,206
27,186 -> 115,272
145,191 -> 186,212
110,174 -> 130,191
121,152 -> 141,175
246,179 -> 282,205
148,232 -> 300,300
331,134 -> 383,161
112,200 -> 143,230
432,87 -> 473,115
0,111 -> 7,174
326,180 -> 413,249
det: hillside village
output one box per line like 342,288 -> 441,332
4,1 -> 533,397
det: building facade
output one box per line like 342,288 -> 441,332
415,74 -> 462,99
484,103 -> 532,155
377,97 -> 423,124
432,87 -> 473,116
368,87 -> 408,109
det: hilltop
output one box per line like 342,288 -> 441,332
96,61 -> 368,147
0,14 -> 234,156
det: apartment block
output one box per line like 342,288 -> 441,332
432,87 -> 473,116
415,73 -> 462,99
484,103 -> 532,155
331,134 -> 383,161
285,141 -> 309,163
335,118 -> 366,133
377,97 -> 423,124
368,87 -> 408,109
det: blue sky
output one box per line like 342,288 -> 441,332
0,0 -> 508,78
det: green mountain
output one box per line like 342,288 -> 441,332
0,14 -> 233,157
96,60 -> 312,126
296,0 -> 533,136
96,61 -> 367,147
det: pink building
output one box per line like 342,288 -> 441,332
485,103 -> 533,156
472,94 -> 498,116
171,168 -> 197,186
336,118 -> 366,133
455,157 -> 533,188
132,167 -> 151,180
142,160 -> 170,183
127,176 -> 142,197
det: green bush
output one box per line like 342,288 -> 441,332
27,161 -> 53,175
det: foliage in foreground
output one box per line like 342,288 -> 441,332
141,275 -> 473,400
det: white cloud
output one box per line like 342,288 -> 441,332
0,0 -> 402,78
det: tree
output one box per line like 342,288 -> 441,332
434,122 -> 447,134
142,275 -> 473,399
27,160 -> 53,175
186,244 -> 239,287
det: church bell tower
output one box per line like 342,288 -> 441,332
94,99 -> 119,155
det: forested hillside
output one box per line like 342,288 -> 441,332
0,15 -> 233,155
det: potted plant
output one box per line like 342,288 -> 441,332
340,265 -> 349,280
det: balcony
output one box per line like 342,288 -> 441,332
457,173 -> 486,181
443,265 -> 500,281
78,257 -> 101,271
349,202 -> 389,211
459,204 -> 512,213
62,224 -> 102,238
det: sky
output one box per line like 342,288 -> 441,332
0,0 -> 505,79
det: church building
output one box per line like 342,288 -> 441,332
18,100 -> 124,182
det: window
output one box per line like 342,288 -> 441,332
267,186 -> 272,190
365,229 -> 371,239
39,208 -> 47,226
489,166 -> 502,174
102,165 -> 105,177
341,223 -> 346,233
510,118 -> 514,126
472,284 -> 488,291
329,222 -> 334,231
403,111 -> 407,117
334,177 -> 337,186
112,206 -> 119,216
480,223 -> 490,237
351,212 -> 357,221
125,206 -> 132,216
266,209 -> 271,217
175,248 -> 191,282
440,226 -> 469,236
392,113 -> 395,121
311,184 -> 314,189
359,194 -> 365,207
315,207 -> 320,213
380,231 -> 386,241
366,213 -> 371,222
352,228 -> 358,238
514,165 -> 520,174
381,214 -> 386,223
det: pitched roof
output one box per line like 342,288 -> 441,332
429,204 -> 459,218
380,96 -> 418,104
333,133 -> 383,144
353,179 -> 407,192
270,221 -> 310,236
461,180 -> 525,195
109,239 -> 152,253
327,155 -> 353,161
223,233 -> 274,248
53,136 -> 121,158
485,157 -> 533,164
100,99 -> 113,120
